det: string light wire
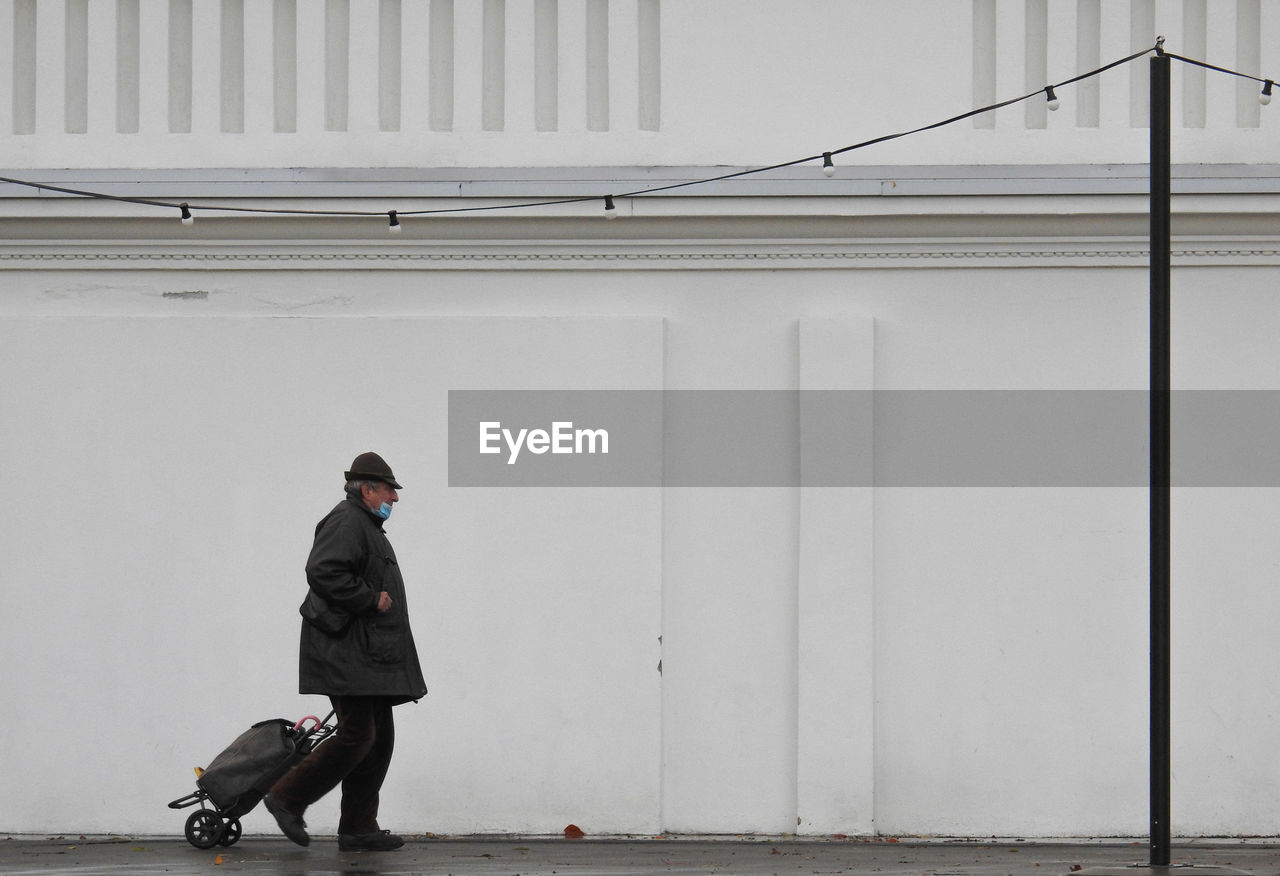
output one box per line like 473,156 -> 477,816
1163,51 -> 1272,86
603,43 -> 1162,202
1161,51 -> 1277,104
0,42 -> 1269,224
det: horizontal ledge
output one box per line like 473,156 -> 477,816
0,210 -> 1274,245
2,239 -> 1277,270
3,164 -> 1280,200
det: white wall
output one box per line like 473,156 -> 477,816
0,309 -> 664,836
3,0 -> 1280,169
3,0 -> 1280,841
2,244 -> 1279,838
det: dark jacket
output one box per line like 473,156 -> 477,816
297,494 -> 427,703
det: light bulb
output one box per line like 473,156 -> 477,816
1261,80 -> 1274,106
822,152 -> 836,177
1045,86 -> 1060,111
604,195 -> 618,220
388,211 -> 402,233
179,203 -> 194,226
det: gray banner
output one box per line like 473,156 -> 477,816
447,390 -> 1280,487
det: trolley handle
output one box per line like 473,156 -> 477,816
292,715 -> 322,735
292,710 -> 338,738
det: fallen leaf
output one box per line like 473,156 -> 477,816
563,824 -> 585,839
214,854 -> 224,865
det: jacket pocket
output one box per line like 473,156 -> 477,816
360,619 -> 406,664
299,590 -> 352,636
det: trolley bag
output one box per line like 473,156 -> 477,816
169,712 -> 334,848
197,719 -> 310,818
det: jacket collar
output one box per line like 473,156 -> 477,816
346,492 -> 387,530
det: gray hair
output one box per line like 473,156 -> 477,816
344,479 -> 380,497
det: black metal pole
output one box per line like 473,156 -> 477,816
1149,50 -> 1172,869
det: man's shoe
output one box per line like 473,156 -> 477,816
263,794 -> 310,847
338,830 -> 406,851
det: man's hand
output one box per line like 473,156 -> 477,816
377,591 -> 393,613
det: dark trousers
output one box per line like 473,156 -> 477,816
269,695 -> 396,836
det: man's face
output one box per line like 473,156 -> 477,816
362,481 -> 399,512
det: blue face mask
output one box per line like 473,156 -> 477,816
373,501 -> 392,520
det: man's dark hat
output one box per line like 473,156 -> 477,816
345,452 -> 402,489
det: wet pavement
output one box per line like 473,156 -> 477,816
2,835 -> 1279,876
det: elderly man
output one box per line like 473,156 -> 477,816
264,452 -> 427,852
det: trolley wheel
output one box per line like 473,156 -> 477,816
216,818 -> 242,847
184,809 -> 224,849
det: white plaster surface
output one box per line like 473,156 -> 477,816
0,260 -> 1277,837
2,0 -> 1280,840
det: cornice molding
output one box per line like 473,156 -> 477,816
3,239 -> 1279,270
6,165 -> 1280,199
